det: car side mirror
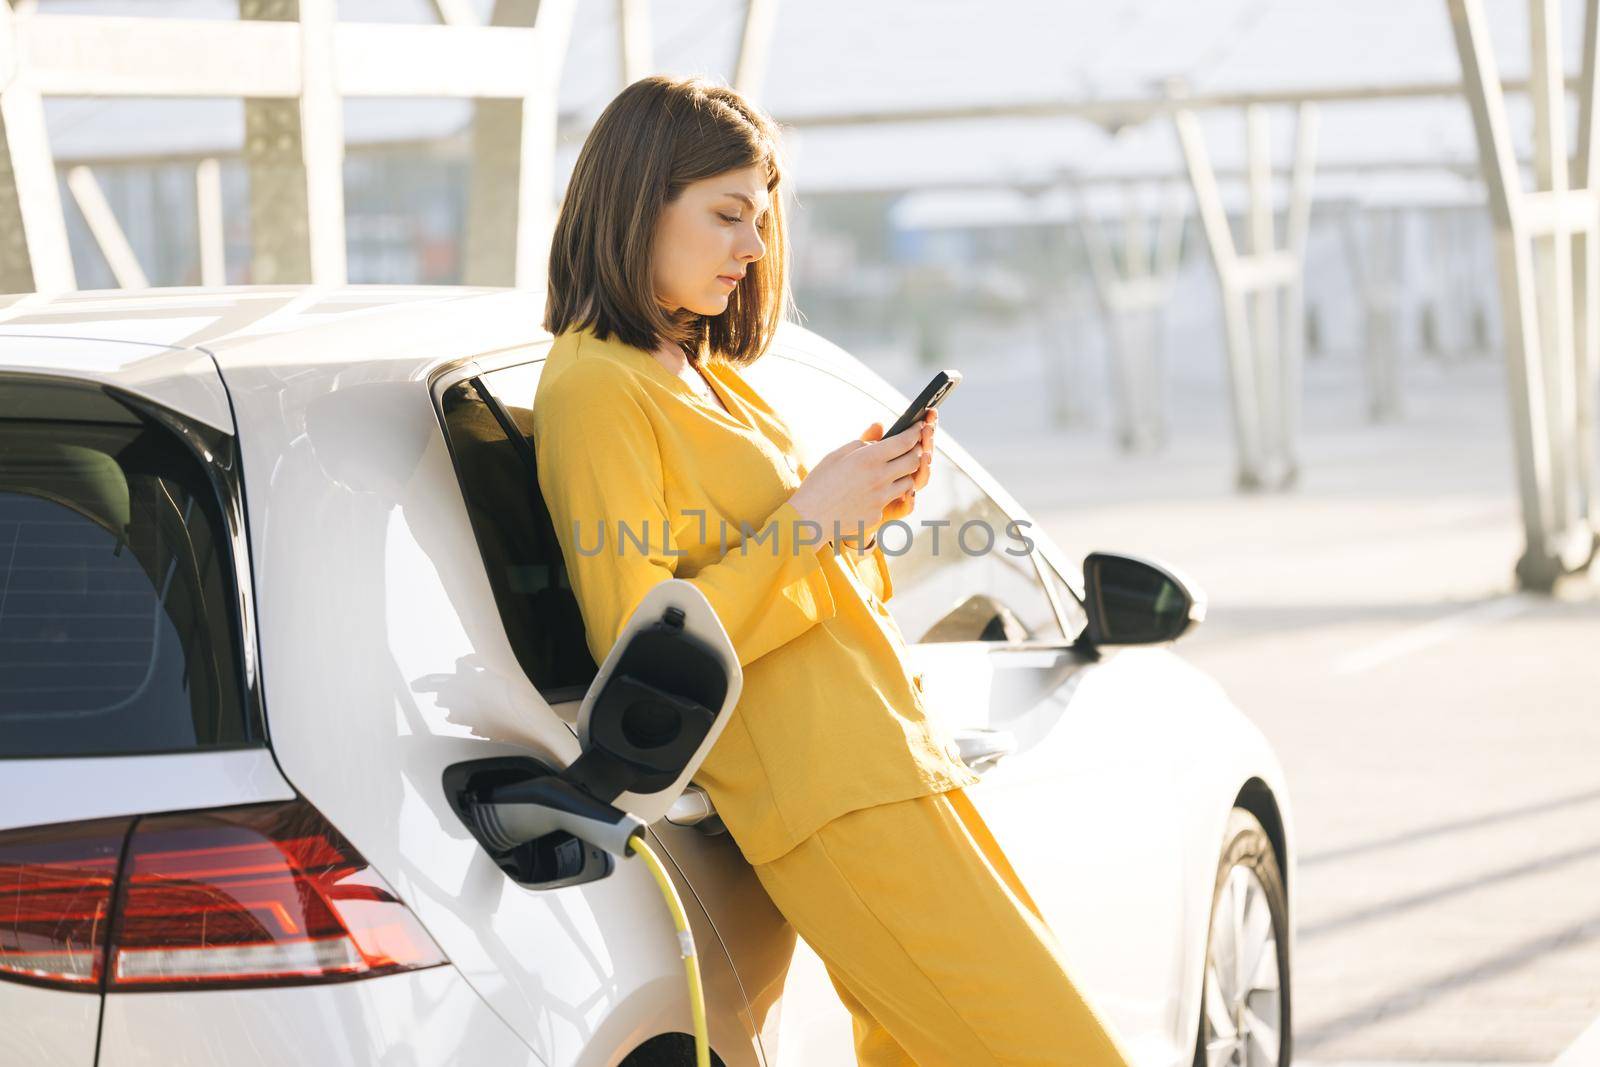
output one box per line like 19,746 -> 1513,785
1079,551 -> 1206,649
445,579 -> 742,888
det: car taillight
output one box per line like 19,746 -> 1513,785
109,799 -> 447,989
0,798 -> 447,993
0,817 -> 129,989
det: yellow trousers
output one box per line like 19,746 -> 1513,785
752,787 -> 1135,1067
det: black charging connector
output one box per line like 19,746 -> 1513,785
442,756 -> 617,890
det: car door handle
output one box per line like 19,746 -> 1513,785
953,728 -> 1017,773
664,783 -> 726,835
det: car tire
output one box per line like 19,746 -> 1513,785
1192,808 -> 1291,1067
618,1033 -> 727,1067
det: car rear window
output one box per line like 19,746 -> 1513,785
0,377 -> 254,758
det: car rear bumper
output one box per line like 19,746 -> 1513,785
96,964 -> 546,1067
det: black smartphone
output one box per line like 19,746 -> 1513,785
885,369 -> 962,439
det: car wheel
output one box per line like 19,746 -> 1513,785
618,1033 -> 727,1067
1192,808 -> 1291,1067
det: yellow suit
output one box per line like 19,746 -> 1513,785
532,324 -> 1132,1065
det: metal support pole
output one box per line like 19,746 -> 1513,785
195,157 -> 227,287
1177,109 -> 1262,487
1031,214 -> 1083,430
463,0 -> 576,290
1041,217 -> 1095,429
1176,105 -> 1317,491
618,0 -> 651,87
239,0 -> 345,285
1573,0 -> 1600,533
1430,206 -> 1459,360
65,166 -> 148,289
1531,0 -> 1577,538
733,0 -> 778,102
299,0 -> 343,285
1281,104 -> 1320,478
1076,194 -> 1139,450
1071,180 -> 1183,453
1123,185 -> 1149,279
1246,107 -> 1282,470
1341,205 -> 1405,423
0,1 -> 74,292
1448,0 -> 1597,588
1375,211 -> 1405,422
1154,190 -> 1185,280
429,0 -> 479,27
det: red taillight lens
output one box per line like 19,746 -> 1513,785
108,800 -> 446,989
0,818 -> 129,989
0,799 -> 447,993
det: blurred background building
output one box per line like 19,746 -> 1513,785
0,3 -> 1547,504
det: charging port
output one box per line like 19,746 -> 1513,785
443,756 -> 617,889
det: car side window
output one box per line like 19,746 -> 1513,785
747,353 -> 1064,645
436,361 -> 598,700
891,461 -> 1064,644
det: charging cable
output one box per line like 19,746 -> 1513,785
628,834 -> 711,1067
466,778 -> 712,1064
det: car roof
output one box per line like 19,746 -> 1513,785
0,284 -> 879,425
0,285 -> 555,429
0,284 -> 519,360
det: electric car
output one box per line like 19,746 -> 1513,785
0,286 -> 1293,1067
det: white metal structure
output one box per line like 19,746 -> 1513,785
1175,104 -> 1319,492
0,0 -> 783,295
0,286 -> 1294,1067
1447,0 -> 1600,590
1072,180 -> 1186,454
5,0 -> 1589,586
1337,202 -> 1408,422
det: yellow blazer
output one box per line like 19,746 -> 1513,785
531,324 -> 979,864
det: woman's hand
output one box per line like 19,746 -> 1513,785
787,409 -> 936,546
858,409 -> 935,528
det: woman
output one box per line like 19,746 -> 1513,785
531,74 -> 1133,1067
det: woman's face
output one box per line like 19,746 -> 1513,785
652,164 -> 770,317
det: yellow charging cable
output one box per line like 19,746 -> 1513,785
628,834 -> 711,1067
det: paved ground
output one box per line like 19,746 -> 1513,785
903,336 -> 1600,1063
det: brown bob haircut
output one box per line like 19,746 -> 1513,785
544,74 -> 791,366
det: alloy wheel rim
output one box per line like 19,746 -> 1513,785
1202,865 -> 1282,1067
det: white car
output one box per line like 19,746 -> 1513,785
0,286 -> 1293,1067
